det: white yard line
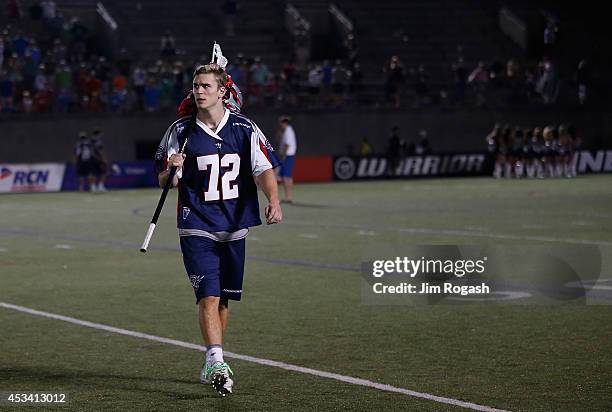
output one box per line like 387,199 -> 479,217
1,302 -> 509,412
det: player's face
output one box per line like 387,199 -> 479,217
192,73 -> 226,111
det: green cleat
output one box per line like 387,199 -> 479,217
201,361 -> 234,396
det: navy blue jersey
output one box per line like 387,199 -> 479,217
155,109 -> 279,233
75,138 -> 95,161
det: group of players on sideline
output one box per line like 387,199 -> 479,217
74,128 -> 108,191
486,123 -> 579,179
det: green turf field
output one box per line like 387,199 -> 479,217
1,176 -> 611,411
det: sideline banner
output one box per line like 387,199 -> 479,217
333,150 -> 612,181
333,154 -> 491,180
62,161 -> 158,190
0,163 -> 66,192
293,156 -> 333,182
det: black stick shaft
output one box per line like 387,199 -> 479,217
150,165 -> 178,225
139,165 -> 179,253
140,121 -> 191,253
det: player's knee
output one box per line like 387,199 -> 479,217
199,295 -> 220,309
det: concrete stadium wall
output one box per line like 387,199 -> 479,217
1,109 -> 609,163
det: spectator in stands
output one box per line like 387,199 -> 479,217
488,57 -> 504,85
50,38 -> 67,62
348,62 -> 363,104
535,58 -> 558,104
12,30 -> 28,57
7,0 -> 22,20
112,70 -> 128,93
451,57 -> 467,105
222,0 -> 238,36
160,30 -> 176,58
0,35 -> 4,71
383,56 -> 405,108
46,11 -> 65,38
33,64 -> 47,92
116,48 -> 132,77
331,59 -> 349,107
468,61 -> 488,106
22,51 -> 37,87
543,20 -> 557,58
29,2 -> 43,21
321,60 -> 333,105
249,56 -> 270,105
280,61 -> 298,106
307,64 -> 322,107
25,39 -> 41,66
345,33 -> 359,68
144,77 -> 161,112
32,87 -> 51,112
55,87 -> 75,112
132,64 -> 146,110
95,56 -> 111,84
172,61 -> 186,104
505,59 -> 522,104
86,69 -> 102,99
20,90 -> 32,113
41,1 -> 56,20
295,29 -> 310,66
54,59 -> 71,89
575,59 -> 591,106
413,65 -> 429,108
69,17 -> 88,63
359,137 -> 373,156
109,70 -> 127,112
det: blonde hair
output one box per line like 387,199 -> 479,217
193,64 -> 228,90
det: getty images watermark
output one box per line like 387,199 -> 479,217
360,245 -> 610,305
370,256 -> 490,296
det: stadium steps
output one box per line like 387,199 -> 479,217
328,0 -> 523,93
107,0 -> 290,72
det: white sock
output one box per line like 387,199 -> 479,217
504,164 -> 512,178
493,162 -> 502,178
206,345 -> 224,364
515,162 -> 523,178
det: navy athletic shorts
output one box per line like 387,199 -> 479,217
76,160 -> 94,177
180,236 -> 246,303
280,155 -> 296,177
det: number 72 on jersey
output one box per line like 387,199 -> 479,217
197,153 -> 240,201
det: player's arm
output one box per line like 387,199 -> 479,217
158,153 -> 185,188
255,169 -> 282,224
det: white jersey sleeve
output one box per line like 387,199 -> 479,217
250,122 -> 275,176
161,121 -> 183,179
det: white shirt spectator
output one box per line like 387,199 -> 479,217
308,66 -> 323,87
133,67 -> 146,87
0,38 -> 4,71
281,125 -> 297,156
41,1 -> 56,19
34,72 -> 48,92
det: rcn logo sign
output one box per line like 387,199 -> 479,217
0,164 -> 66,193
0,167 -> 12,180
0,167 -> 50,184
